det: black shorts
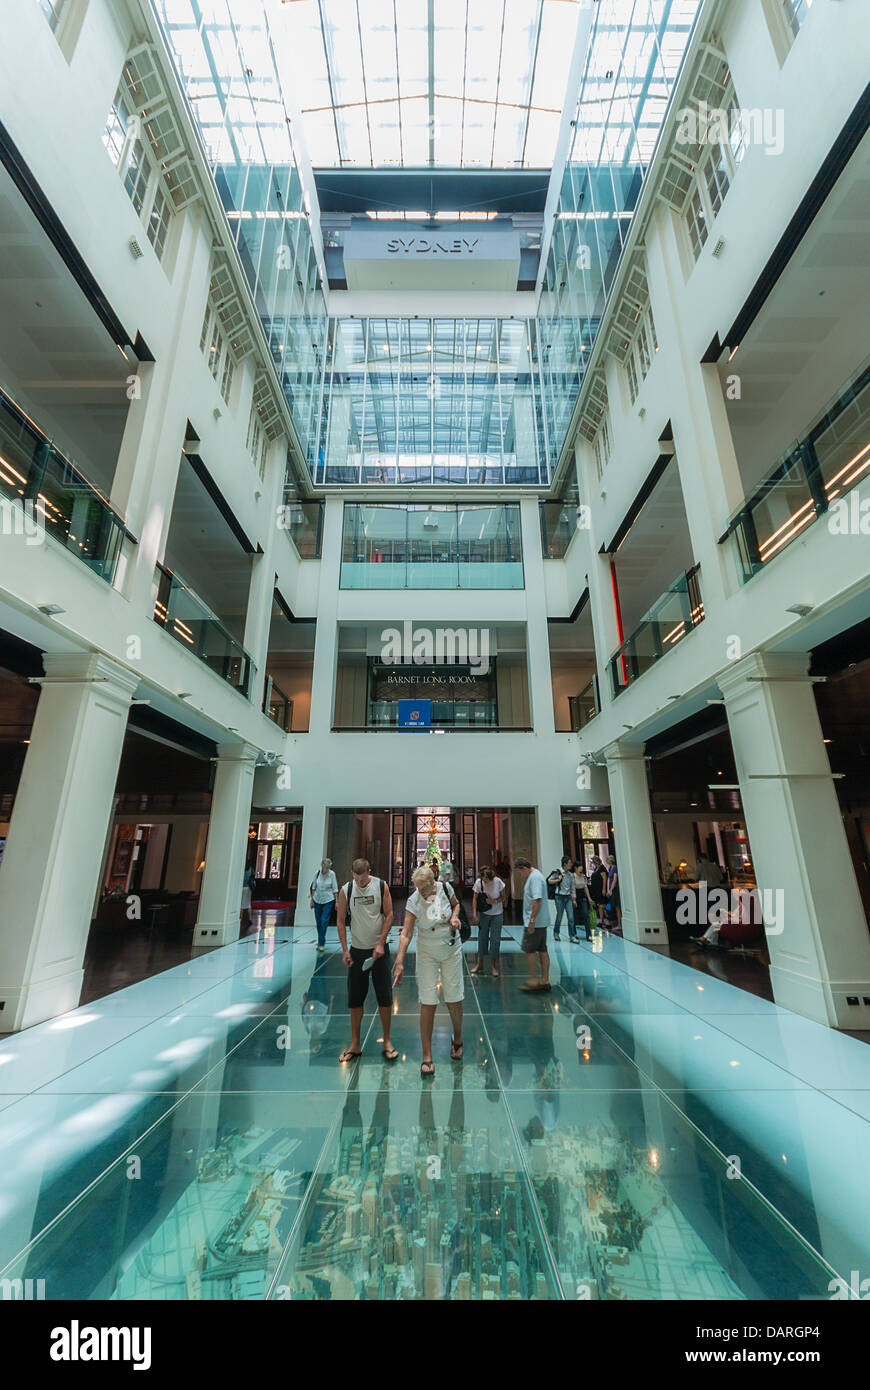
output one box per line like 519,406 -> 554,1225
347,945 -> 392,1009
522,926 -> 548,954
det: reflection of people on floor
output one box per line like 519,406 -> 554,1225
302,967 -> 334,1058
339,1068 -> 392,1177
529,1005 -> 562,1130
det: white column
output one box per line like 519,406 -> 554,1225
604,741 -> 668,945
194,742 -> 258,948
520,497 -> 555,736
307,499 -> 343,737
719,651 -> 870,1028
244,435 -> 289,715
294,802 -> 329,929
647,202 -> 746,609
243,550 -> 274,713
536,801 -> 564,875
0,652 -> 139,1029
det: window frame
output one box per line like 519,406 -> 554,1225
102,73 -> 174,264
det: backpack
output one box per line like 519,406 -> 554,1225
344,878 -> 386,919
546,868 -> 562,901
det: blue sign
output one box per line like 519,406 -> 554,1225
398,699 -> 431,729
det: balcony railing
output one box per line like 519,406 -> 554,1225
281,495 -> 323,558
539,499 -> 577,559
570,677 -> 599,730
609,566 -> 704,696
153,564 -> 253,696
340,503 -> 523,589
0,384 -> 126,583
721,359 -> 870,581
263,675 -> 293,731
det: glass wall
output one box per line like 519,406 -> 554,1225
538,0 -> 701,460
155,0 -> 327,474
340,504 -> 523,589
318,318 -> 547,486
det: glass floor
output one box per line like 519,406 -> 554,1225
1,925 -> 870,1300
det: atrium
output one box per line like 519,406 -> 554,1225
1,0 -> 870,1329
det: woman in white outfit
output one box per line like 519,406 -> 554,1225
393,864 -> 463,1077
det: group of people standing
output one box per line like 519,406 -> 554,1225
303,848 -> 618,1075
549,853 -> 620,939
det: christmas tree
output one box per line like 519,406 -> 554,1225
424,816 -> 442,870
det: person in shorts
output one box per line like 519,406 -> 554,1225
516,857 -> 551,992
392,864 -> 463,1077
336,858 -> 397,1063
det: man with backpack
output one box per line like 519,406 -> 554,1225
336,858 -> 398,1063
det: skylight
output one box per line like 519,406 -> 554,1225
272,0 -> 583,169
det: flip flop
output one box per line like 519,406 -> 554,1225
450,1040 -> 463,1060
420,1060 -> 435,1077
382,1045 -> 399,1061
339,1049 -> 362,1063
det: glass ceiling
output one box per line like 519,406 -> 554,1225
272,0 -> 583,169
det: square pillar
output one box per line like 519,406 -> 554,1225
719,651 -> 870,1027
194,742 -> 259,948
604,741 -> 668,945
0,652 -> 139,1029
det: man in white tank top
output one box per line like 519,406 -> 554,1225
336,857 -> 396,1064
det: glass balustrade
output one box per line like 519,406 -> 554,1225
154,565 -> 253,696
263,676 -> 293,731
569,677 -> 599,730
281,495 -> 323,558
539,499 -> 577,558
340,503 -> 523,589
0,385 -> 125,583
609,567 -> 704,696
724,359 -> 870,581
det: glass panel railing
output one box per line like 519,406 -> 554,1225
0,385 -> 125,583
569,677 -> 599,730
281,495 -> 323,558
153,565 -> 253,697
263,675 -> 292,731
609,567 -> 704,696
340,503 -> 523,589
724,359 -> 870,581
539,500 -> 577,558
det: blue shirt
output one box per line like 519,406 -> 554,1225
523,869 -> 551,929
311,870 -> 338,904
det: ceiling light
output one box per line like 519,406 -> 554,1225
786,603 -> 813,617
37,604 -> 65,616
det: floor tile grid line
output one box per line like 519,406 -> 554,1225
263,1012 -> 382,1300
551,980 -> 849,1290
468,968 -> 567,1300
23,978 -> 302,1103
567,939 -> 870,1102
0,936 -> 301,1091
575,939 -> 870,1108
0,973 -> 353,1281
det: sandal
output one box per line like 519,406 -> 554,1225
339,1048 -> 362,1063
450,1039 -> 463,1060
382,1045 -> 399,1062
420,1060 -> 435,1077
